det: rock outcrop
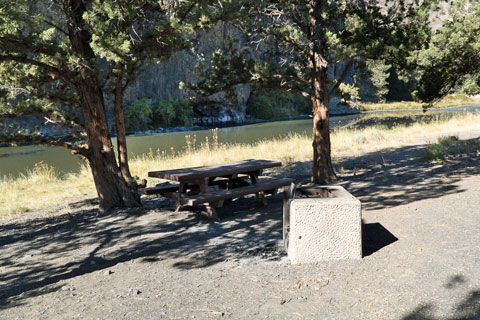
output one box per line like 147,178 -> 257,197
123,23 -> 359,127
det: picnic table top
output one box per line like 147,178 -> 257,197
148,159 -> 282,182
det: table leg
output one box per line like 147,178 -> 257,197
195,178 -> 223,217
198,178 -> 209,193
172,182 -> 188,212
248,171 -> 260,184
178,182 -> 186,193
174,200 -> 182,212
205,201 -> 222,220
257,191 -> 266,206
249,170 -> 266,205
174,179 -> 206,213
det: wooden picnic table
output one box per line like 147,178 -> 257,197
144,159 -> 294,218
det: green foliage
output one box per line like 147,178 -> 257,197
124,100 -> 153,132
412,1 -> 480,103
356,59 -> 391,103
247,89 -> 310,120
418,135 -> 480,162
124,99 -> 192,131
418,136 -> 459,162
338,83 -> 360,103
189,46 -> 254,99
151,99 -> 192,128
0,0 -> 227,144
192,1 -> 435,105
457,74 -> 480,96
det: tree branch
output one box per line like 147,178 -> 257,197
328,60 -> 354,98
0,36 -> 59,57
41,139 -> 89,157
0,134 -> 89,158
43,115 -> 86,139
0,111 -> 49,119
0,55 -> 76,88
44,19 -> 69,36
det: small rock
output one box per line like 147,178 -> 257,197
20,254 -> 33,261
132,289 -> 142,295
104,270 -> 113,276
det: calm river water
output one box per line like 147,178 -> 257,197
1,104 -> 479,177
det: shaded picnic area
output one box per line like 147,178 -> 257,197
1,140 -> 479,319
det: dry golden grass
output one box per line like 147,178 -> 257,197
0,162 -> 94,216
1,112 -> 480,217
129,133 -> 312,181
359,94 -> 480,111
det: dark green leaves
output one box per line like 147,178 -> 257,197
413,1 -> 480,102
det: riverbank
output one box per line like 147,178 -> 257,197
1,112 -> 480,217
359,94 -> 480,111
3,94 -> 476,148
125,95 -> 480,136
1,114 -> 480,319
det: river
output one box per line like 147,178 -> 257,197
1,104 -> 479,178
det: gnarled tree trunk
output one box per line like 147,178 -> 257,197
79,80 -> 141,214
114,72 -> 136,187
66,0 -> 141,213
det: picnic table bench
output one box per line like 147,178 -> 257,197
141,159 -> 294,218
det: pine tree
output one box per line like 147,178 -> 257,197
193,0 -> 437,184
412,1 -> 480,103
0,0 -> 225,213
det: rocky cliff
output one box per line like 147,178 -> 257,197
122,23 -> 359,128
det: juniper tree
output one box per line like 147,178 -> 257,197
0,0 -> 226,213
193,0 -> 437,184
412,1 -> 480,103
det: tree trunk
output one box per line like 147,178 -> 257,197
80,81 -> 141,214
114,74 -> 135,187
311,62 -> 336,184
65,0 -> 141,213
308,0 -> 336,185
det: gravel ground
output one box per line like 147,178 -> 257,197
1,136 -> 480,320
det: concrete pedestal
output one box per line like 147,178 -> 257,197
286,185 -> 362,264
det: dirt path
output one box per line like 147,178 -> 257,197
1,136 -> 480,319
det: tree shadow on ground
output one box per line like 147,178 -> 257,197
1,139 -> 478,310
0,196 -> 284,309
402,275 -> 480,320
282,139 -> 480,211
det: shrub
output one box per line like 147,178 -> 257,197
124,99 -> 153,132
124,98 -> 192,131
355,59 -> 391,103
151,99 -> 192,128
247,89 -> 311,120
418,135 -> 458,162
338,83 -> 360,103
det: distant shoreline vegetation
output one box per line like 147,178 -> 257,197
123,93 -> 480,134
359,94 -> 480,111
1,94 -> 478,148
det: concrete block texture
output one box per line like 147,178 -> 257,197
287,186 -> 362,264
